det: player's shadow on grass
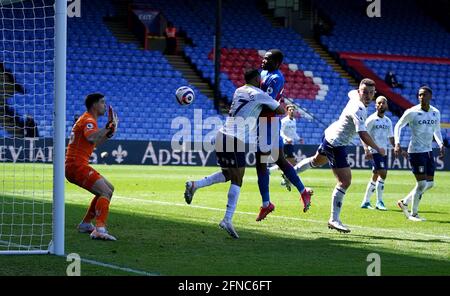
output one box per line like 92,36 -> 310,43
3,195 -> 448,275
63,202 -> 450,276
391,209 -> 448,215
426,220 -> 450,224
348,233 -> 449,244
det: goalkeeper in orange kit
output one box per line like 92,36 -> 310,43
65,93 -> 119,241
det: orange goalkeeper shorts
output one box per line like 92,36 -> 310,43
65,163 -> 102,192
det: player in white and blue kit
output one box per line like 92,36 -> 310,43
184,69 -> 284,238
293,79 -> 385,232
361,96 -> 394,211
394,86 -> 445,221
255,49 -> 313,222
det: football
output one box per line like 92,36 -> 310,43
175,86 -> 195,105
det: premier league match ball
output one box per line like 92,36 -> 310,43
175,86 -> 195,105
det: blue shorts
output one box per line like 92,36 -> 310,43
284,144 -> 295,158
408,151 -> 435,176
257,117 -> 283,153
317,138 -> 349,169
370,153 -> 388,172
215,133 -> 246,168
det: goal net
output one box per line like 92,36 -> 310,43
0,0 -> 65,254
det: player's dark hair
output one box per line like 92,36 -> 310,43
268,49 -> 284,65
85,93 -> 104,110
360,78 -> 376,87
244,68 -> 260,84
418,85 -> 432,96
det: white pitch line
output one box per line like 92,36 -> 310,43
0,239 -> 159,276
111,195 -> 450,241
79,257 -> 159,276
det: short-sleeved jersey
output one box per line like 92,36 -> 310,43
259,70 -> 285,118
260,70 -> 285,101
66,112 -> 98,165
280,116 -> 299,144
365,112 -> 394,153
221,84 -> 280,142
394,104 -> 443,153
324,90 -> 367,147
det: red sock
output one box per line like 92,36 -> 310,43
95,197 -> 110,228
82,195 -> 99,223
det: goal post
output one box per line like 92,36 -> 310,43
52,0 -> 66,256
0,0 -> 66,255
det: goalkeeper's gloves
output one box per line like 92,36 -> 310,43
105,105 -> 119,138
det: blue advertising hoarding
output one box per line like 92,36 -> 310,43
0,138 -> 448,171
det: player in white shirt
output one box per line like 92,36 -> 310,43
268,104 -> 302,191
294,79 -> 386,233
183,69 -> 284,238
360,96 -> 394,211
394,86 -> 445,221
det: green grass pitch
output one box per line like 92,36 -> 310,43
0,164 -> 449,275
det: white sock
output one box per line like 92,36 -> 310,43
403,180 -> 432,205
224,184 -> 240,221
376,177 -> 385,203
331,185 -> 346,222
363,181 -> 376,203
402,190 -> 413,205
195,171 -> 226,189
424,181 -> 434,192
262,201 -> 270,208
268,165 -> 279,173
411,180 -> 427,215
295,157 -> 314,173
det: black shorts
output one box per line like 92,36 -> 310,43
283,144 -> 295,158
317,138 -> 349,169
408,151 -> 435,176
215,133 -> 246,168
370,153 -> 388,172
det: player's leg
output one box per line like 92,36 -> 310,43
398,153 -> 427,219
275,149 -> 313,212
294,139 -> 328,173
294,153 -> 327,173
89,176 -> 117,240
184,171 -> 228,204
279,144 -> 295,191
409,152 -> 435,221
185,132 -> 231,204
328,167 -> 352,233
400,153 -> 427,220
375,168 -> 388,211
218,143 -> 246,239
423,151 -> 436,193
255,151 -> 275,221
66,165 -> 108,236
78,195 -> 98,233
361,166 -> 377,209
322,145 -> 351,233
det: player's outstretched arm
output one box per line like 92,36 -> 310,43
359,131 -> 385,156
